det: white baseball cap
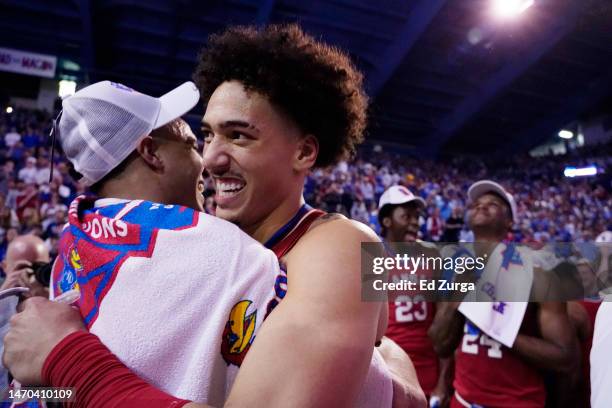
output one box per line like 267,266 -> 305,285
57,80 -> 200,186
378,185 -> 426,211
468,180 -> 517,221
596,231 -> 612,243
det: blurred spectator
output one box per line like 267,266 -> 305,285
350,199 -> 369,225
18,157 -> 37,184
43,208 -> 66,240
34,156 -> 51,186
0,234 -> 51,390
426,207 -> 444,242
442,206 -> 464,242
15,182 -> 39,222
21,126 -> 40,149
0,194 -> 19,231
40,192 -> 67,229
4,127 -> 20,148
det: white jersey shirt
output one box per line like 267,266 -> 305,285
51,197 -> 279,406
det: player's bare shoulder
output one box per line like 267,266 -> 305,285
308,212 -> 346,230
306,212 -> 381,245
282,213 -> 381,269
283,211 -> 381,274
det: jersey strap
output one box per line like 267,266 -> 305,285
264,204 -> 325,259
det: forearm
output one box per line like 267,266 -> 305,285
374,337 -> 426,408
428,303 -> 464,358
43,331 -> 198,408
434,357 -> 454,393
512,333 -> 575,372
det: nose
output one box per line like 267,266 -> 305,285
408,213 -> 419,225
203,137 -> 231,175
472,202 -> 490,213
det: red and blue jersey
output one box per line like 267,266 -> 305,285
453,304 -> 545,408
50,196 -> 280,405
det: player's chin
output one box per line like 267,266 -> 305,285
470,214 -> 490,225
214,205 -> 244,225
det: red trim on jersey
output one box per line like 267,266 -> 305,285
269,209 -> 326,259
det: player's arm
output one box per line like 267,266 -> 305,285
225,218 -> 386,407
511,301 -> 577,373
430,357 -> 453,408
376,337 -> 427,408
3,298 -> 211,408
567,301 -> 591,342
428,302 -> 464,358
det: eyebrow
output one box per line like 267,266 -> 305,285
201,120 -> 260,133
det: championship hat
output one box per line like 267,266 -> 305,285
56,81 -> 200,186
467,180 -> 517,221
378,185 -> 426,211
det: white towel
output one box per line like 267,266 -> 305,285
51,197 -> 280,405
452,243 -> 532,347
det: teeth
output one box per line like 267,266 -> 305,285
218,190 -> 240,197
216,181 -> 245,193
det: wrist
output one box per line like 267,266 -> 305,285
42,330 -> 191,407
42,330 -> 94,385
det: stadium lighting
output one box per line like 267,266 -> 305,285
5,106 -> 13,114
58,80 -> 77,99
491,0 -> 534,19
564,166 -> 597,178
558,129 -> 574,139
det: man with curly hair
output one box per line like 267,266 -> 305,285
3,25 -> 426,408
197,24 -> 422,407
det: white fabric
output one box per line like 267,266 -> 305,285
591,296 -> 612,407
4,132 -> 20,148
35,168 -> 51,185
458,301 -> 528,348
17,167 -> 37,184
378,185 -> 425,210
51,199 -> 280,405
456,244 -> 532,347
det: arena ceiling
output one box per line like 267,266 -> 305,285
2,0 -> 612,156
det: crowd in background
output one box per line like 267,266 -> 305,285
1,106 -> 610,275
305,145 -> 611,244
0,107 -> 88,268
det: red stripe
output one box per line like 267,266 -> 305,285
271,209 -> 325,258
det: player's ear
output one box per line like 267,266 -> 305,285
293,134 -> 318,172
382,217 -> 392,229
137,136 -> 164,173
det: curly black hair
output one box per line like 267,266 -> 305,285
193,24 -> 368,168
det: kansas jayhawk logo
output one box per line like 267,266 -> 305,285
221,300 -> 257,366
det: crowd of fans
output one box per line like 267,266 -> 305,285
304,142 -> 611,244
0,107 -> 86,265
0,106 -> 610,275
